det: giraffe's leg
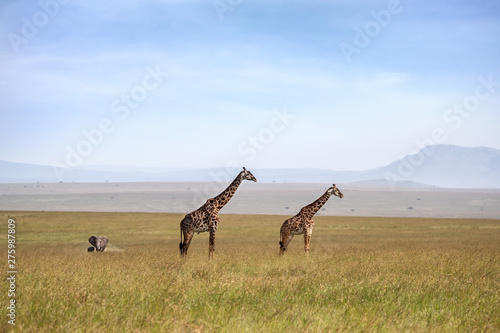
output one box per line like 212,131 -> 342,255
304,226 -> 313,254
181,230 -> 194,257
208,229 -> 216,259
279,232 -> 294,256
304,233 -> 311,254
208,216 -> 220,259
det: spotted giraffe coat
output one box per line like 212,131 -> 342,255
279,184 -> 343,255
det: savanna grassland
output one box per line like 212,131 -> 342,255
1,211 -> 499,332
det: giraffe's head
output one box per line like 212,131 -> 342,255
328,184 -> 344,198
241,167 -> 257,182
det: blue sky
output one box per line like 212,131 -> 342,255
1,0 -> 499,171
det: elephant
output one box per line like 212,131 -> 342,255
87,246 -> 95,252
88,236 -> 109,252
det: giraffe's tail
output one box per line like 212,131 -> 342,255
279,229 -> 283,249
179,224 -> 184,254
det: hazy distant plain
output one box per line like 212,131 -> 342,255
1,182 -> 499,219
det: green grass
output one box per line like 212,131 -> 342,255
1,211 -> 499,332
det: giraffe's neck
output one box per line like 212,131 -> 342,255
301,189 -> 333,220
211,172 -> 244,210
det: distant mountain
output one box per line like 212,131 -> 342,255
211,145 -> 500,188
1,145 -> 499,188
373,145 -> 500,188
346,179 -> 433,188
0,160 -> 59,183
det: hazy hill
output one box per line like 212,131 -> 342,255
374,145 -> 500,188
1,145 -> 499,188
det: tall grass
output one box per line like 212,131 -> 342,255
1,211 -> 499,332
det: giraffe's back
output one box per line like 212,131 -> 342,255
281,215 -> 310,235
182,208 -> 217,234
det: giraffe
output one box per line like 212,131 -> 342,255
279,184 -> 343,256
179,167 -> 257,258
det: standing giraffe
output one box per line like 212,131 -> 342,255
279,184 -> 343,256
179,167 -> 257,258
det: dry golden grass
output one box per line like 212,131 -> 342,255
1,211 -> 499,332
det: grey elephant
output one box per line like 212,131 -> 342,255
87,246 -> 95,252
88,235 -> 109,252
